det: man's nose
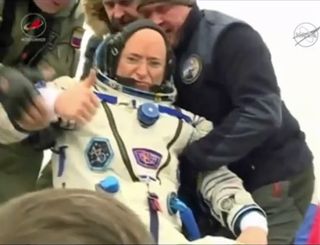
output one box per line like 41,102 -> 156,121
113,4 -> 125,19
136,62 -> 149,79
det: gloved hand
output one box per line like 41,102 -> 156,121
0,66 -> 49,132
18,65 -> 45,84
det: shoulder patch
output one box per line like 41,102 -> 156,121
85,137 -> 114,171
20,13 -> 47,39
70,26 -> 85,49
181,54 -> 203,84
133,148 -> 162,169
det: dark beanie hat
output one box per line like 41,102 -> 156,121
138,0 -> 196,9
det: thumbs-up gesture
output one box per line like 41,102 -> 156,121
54,70 -> 100,125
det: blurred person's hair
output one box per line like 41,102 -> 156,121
82,0 -> 109,36
0,188 -> 153,244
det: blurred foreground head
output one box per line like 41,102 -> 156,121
0,188 -> 153,244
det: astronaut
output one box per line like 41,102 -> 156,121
1,19 -> 268,244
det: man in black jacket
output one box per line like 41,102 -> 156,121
137,0 -> 315,244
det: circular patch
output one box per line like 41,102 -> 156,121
181,55 -> 203,84
293,22 -> 319,47
20,13 -> 46,38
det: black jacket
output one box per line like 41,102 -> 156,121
175,6 -> 313,192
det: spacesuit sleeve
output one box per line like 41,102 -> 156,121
198,168 -> 267,236
39,76 -> 79,130
188,115 -> 267,235
188,115 -> 214,142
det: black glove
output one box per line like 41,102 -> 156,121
0,66 -> 40,122
18,65 -> 45,84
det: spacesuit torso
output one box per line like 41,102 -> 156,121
51,80 -> 220,243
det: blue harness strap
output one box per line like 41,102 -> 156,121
95,92 -> 192,122
169,195 -> 201,241
52,146 -> 68,177
95,92 -> 118,104
158,105 -> 192,123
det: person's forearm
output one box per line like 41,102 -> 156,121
180,95 -> 282,171
200,166 -> 267,236
0,85 -> 59,144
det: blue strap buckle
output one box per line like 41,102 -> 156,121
168,193 -> 201,241
170,196 -> 188,213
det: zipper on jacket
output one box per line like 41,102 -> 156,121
102,102 -> 139,182
156,119 -> 183,181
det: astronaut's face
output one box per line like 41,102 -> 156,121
138,3 -> 191,47
102,0 -> 140,32
116,28 -> 166,91
33,0 -> 71,14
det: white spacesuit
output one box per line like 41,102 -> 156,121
0,20 -> 267,244
46,71 -> 264,244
